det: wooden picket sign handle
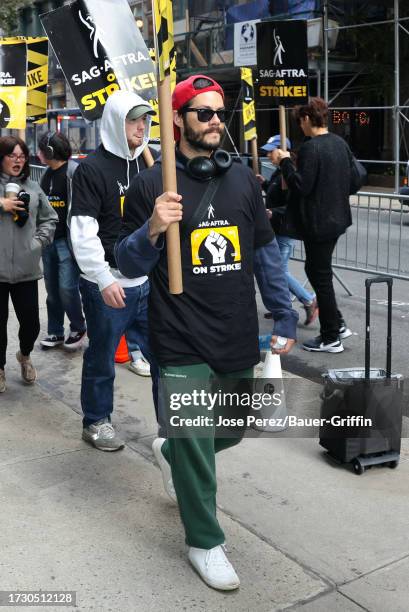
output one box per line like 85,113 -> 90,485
158,74 -> 183,294
279,105 -> 287,152
251,137 -> 259,175
279,105 -> 288,190
142,146 -> 155,168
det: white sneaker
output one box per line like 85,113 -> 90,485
152,437 -> 177,503
188,545 -> 240,591
127,356 -> 151,377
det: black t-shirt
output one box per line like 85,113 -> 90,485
120,157 -> 273,373
71,145 -> 156,268
40,163 -> 68,240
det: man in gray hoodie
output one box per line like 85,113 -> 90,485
70,90 -> 159,451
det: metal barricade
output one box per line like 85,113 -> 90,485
30,164 -> 46,183
292,191 -> 409,281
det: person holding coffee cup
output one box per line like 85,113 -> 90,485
0,136 -> 58,393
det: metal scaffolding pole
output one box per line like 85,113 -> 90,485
394,0 -> 400,193
323,0 -> 403,193
323,0 -> 329,102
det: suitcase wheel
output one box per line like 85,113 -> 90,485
388,460 -> 399,469
352,459 -> 365,475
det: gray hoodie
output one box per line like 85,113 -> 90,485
0,174 -> 58,284
70,91 -> 153,291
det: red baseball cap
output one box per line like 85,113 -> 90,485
172,74 -> 225,141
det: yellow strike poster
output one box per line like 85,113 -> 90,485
241,67 -> 257,142
148,47 -> 176,140
0,39 -> 27,129
26,37 -> 49,124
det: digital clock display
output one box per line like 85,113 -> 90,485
331,110 -> 371,126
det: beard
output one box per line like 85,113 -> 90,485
183,117 -> 224,152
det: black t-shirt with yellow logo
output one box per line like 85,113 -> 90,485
71,145 -> 156,268
41,163 -> 69,240
121,157 -> 274,373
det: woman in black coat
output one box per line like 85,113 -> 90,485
272,97 -> 352,353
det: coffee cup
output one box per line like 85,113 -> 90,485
5,183 -> 20,199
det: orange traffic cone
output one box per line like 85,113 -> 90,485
115,335 -> 130,363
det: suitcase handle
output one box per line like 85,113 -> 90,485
365,276 -> 392,380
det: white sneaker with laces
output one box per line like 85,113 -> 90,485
188,544 -> 240,591
127,356 -> 151,377
152,437 -> 177,503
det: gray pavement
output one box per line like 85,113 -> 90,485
1,280 -> 409,611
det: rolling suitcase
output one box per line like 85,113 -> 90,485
319,277 -> 403,474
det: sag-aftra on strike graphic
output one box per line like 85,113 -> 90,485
0,40 -> 27,129
41,0 -> 157,121
255,20 -> 309,106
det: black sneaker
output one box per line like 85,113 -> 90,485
64,330 -> 86,350
302,335 -> 344,353
40,335 -> 64,349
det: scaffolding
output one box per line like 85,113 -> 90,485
323,0 -> 408,193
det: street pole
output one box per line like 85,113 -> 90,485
316,69 -> 321,98
323,0 -> 329,102
394,0 -> 400,193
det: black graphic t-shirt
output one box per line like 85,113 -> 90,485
40,163 -> 69,240
120,158 -> 273,373
71,145 -> 156,268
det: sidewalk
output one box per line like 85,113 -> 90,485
1,282 -> 408,611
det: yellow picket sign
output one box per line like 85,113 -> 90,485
241,67 -> 257,142
153,0 -> 175,82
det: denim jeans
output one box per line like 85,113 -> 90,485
79,277 -> 160,428
42,238 -> 86,336
276,235 -> 315,305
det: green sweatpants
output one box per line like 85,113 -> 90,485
159,362 -> 254,549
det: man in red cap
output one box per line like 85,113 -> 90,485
116,75 -> 297,590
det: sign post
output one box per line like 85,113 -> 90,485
153,0 -> 183,295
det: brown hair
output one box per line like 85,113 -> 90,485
293,97 -> 328,128
0,136 -> 30,180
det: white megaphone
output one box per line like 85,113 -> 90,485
251,346 -> 288,433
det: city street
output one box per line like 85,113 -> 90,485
1,0 -> 409,610
1,277 -> 408,611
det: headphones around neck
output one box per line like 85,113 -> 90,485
44,131 -> 57,160
186,149 -> 232,181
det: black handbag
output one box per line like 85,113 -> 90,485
349,155 -> 367,195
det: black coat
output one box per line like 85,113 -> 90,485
280,132 -> 352,242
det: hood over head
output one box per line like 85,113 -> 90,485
100,90 -> 154,160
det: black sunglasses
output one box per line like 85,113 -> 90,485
182,108 -> 227,123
